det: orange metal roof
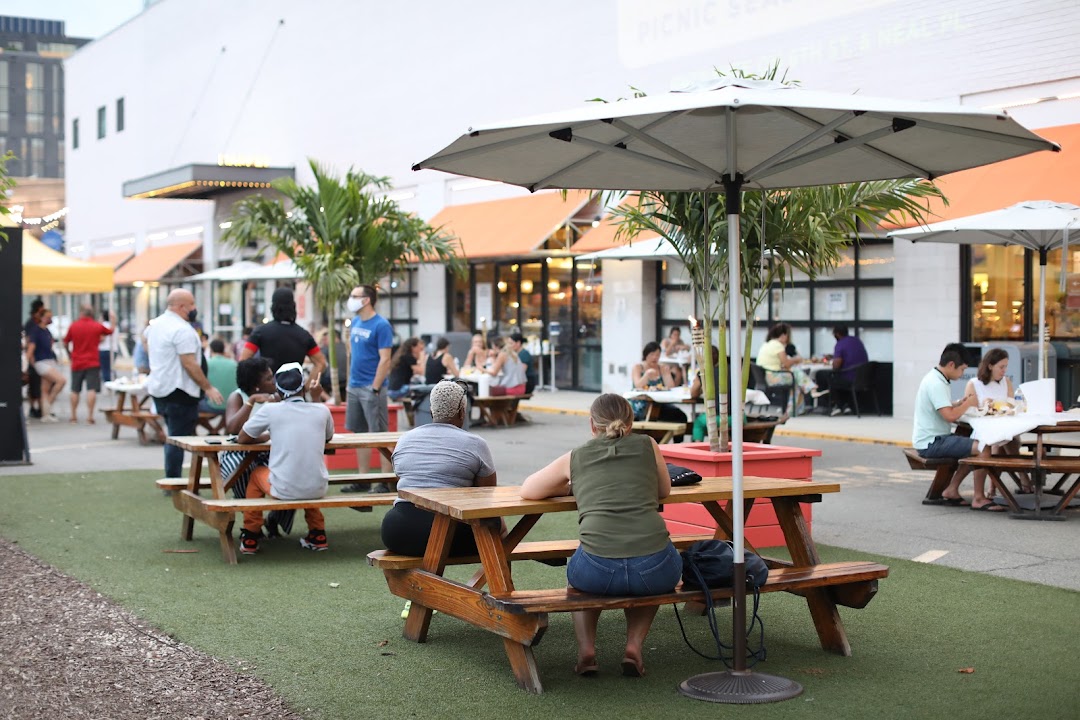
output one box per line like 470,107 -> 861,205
88,250 -> 135,269
114,241 -> 201,284
888,122 -> 1080,229
571,212 -> 658,253
427,190 -> 592,259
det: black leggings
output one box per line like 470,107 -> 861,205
381,501 -> 479,557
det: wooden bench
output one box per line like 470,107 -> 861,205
171,489 -> 397,564
473,393 -> 531,427
104,408 -> 165,445
197,411 -> 225,435
484,561 -> 889,614
631,420 -> 686,444
959,456 -> 1080,512
368,533 -> 716,571
903,448 -> 960,504
156,472 -> 398,494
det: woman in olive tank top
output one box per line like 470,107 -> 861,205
521,393 -> 682,678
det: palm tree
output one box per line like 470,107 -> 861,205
221,159 -> 462,402
608,67 -> 945,451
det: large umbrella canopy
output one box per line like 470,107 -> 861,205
188,260 -> 265,281
890,200 -> 1080,378
414,78 -> 1057,685
575,236 -> 678,260
22,235 -> 114,293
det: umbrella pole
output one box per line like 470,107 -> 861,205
1039,249 -> 1047,380
678,170 -> 801,704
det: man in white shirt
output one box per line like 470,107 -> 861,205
146,289 -> 223,478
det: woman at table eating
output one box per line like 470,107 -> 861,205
520,393 -> 681,679
756,322 -> 824,415
630,341 -> 687,440
964,348 -> 1034,495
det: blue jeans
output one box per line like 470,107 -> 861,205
919,434 -> 975,459
567,543 -> 683,596
155,396 -> 200,477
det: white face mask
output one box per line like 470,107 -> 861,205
346,296 -> 367,313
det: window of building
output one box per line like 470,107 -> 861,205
97,106 -> 106,139
25,63 -> 44,135
72,118 -> 79,149
116,97 -> 124,132
51,66 -> 61,134
0,61 -> 8,134
30,138 -> 44,176
379,268 -> 418,339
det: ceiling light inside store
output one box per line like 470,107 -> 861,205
219,221 -> 232,229
175,226 -> 204,236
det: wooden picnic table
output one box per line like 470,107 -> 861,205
961,417 -> 1080,519
373,476 -> 888,693
102,379 -> 165,445
165,432 -> 404,563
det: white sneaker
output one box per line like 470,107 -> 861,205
830,407 -> 843,417
810,389 -> 830,399
40,413 -> 59,423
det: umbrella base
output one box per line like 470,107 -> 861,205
678,670 -> 803,704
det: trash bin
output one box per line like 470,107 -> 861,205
1050,341 -> 1080,407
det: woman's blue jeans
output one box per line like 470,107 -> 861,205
567,543 -> 682,596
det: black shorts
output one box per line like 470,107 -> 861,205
381,501 -> 478,557
71,367 -> 102,393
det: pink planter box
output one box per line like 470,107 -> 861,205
660,442 -> 821,548
324,403 -> 401,470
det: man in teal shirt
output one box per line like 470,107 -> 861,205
203,339 -> 238,413
913,343 -> 999,511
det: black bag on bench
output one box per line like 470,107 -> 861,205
674,540 -> 769,668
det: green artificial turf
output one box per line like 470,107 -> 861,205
2,470 -> 1078,720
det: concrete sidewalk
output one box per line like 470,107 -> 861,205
522,390 -> 913,446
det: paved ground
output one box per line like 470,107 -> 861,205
4,388 -> 1079,591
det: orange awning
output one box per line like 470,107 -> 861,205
114,241 -> 201,285
89,250 -> 135,269
572,209 -> 658,253
888,122 -> 1080,229
427,190 -> 592,259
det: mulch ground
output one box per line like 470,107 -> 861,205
0,538 -> 302,719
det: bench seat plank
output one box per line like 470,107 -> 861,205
367,533 -> 717,570
485,561 -> 889,614
200,492 -> 396,512
157,472 -> 396,492
959,456 -> 1080,471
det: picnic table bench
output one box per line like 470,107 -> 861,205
630,420 -> 686,444
165,433 -> 403,564
370,477 -> 888,693
472,393 -> 531,427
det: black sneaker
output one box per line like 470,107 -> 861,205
341,484 -> 365,493
369,483 -> 391,494
239,528 -> 261,555
300,530 -> 328,551
29,408 -> 42,419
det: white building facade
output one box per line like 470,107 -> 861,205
64,0 -> 1080,415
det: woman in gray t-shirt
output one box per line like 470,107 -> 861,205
381,380 -> 498,556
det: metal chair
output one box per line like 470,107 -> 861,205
749,363 -> 794,413
831,362 -> 881,417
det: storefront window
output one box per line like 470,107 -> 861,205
450,266 -> 471,332
576,260 -> 603,391
970,245 -> 1025,341
1040,247 -> 1080,339
519,262 -> 544,340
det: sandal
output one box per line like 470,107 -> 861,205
620,656 -> 645,677
575,657 -> 599,676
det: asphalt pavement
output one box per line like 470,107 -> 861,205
3,388 -> 1078,591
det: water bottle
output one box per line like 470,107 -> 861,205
1014,387 -> 1025,413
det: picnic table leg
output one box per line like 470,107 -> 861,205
465,514 -> 541,590
986,467 -> 1022,513
473,521 -> 544,694
403,512 -> 454,643
181,454 -> 203,541
772,496 -> 851,657
700,500 -> 760,554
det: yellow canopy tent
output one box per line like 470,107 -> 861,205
22,234 -> 114,293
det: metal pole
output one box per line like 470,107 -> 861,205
1039,248 -> 1047,379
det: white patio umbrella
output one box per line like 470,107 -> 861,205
575,236 -> 678,260
188,260 -> 265,281
244,258 -> 302,281
414,77 -> 1057,701
890,201 -> 1080,379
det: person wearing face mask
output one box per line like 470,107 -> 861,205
343,284 -> 395,492
146,289 -> 225,480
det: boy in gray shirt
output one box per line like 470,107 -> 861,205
238,362 -> 335,555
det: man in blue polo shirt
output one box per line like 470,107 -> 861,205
344,284 -> 394,492
913,343 -> 1000,511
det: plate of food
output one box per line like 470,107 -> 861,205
983,399 -> 1017,417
